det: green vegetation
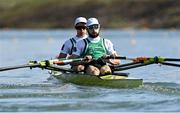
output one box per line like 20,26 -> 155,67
0,0 -> 179,28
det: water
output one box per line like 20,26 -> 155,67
0,29 -> 180,112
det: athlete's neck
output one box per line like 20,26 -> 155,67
76,34 -> 86,38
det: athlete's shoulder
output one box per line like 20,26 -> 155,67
76,39 -> 86,46
102,38 -> 113,45
63,37 -> 74,44
103,38 -> 111,42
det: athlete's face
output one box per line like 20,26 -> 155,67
87,24 -> 100,38
75,23 -> 87,37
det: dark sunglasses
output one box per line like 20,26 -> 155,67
88,24 -> 99,29
75,26 -> 86,30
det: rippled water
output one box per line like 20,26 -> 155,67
0,29 -> 180,112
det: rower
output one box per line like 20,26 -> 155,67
57,17 -> 88,59
70,18 -> 120,76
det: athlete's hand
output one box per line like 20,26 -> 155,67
101,54 -> 117,59
101,55 -> 110,59
84,55 -> 93,63
101,54 -> 120,65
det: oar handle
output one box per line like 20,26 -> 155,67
105,56 -> 135,61
53,58 -> 85,65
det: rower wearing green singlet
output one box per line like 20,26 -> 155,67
70,18 -> 120,76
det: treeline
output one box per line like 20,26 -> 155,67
0,0 -> 180,29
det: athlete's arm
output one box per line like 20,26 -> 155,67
69,40 -> 92,65
104,39 -> 120,65
57,40 -> 72,59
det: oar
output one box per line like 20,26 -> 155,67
112,56 -> 180,71
45,65 -> 75,72
161,62 -> 180,67
0,59 -> 54,72
105,56 -> 180,62
53,58 -> 85,65
111,62 -> 141,68
162,58 -> 180,62
113,61 -> 154,71
0,58 -> 86,72
104,56 -> 135,61
0,63 -> 40,72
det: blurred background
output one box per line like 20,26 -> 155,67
0,0 -> 179,29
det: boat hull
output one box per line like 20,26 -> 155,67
51,71 -> 143,88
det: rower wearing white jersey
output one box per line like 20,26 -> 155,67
71,18 -> 120,76
57,17 -> 88,59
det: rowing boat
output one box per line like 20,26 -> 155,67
1,56 -> 179,88
50,71 -> 143,88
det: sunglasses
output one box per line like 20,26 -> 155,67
75,26 -> 86,30
88,24 -> 100,29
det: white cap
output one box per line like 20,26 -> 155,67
74,17 -> 87,26
87,18 -> 99,26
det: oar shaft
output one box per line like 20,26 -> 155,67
113,62 -> 154,71
161,62 -> 180,67
0,64 -> 40,72
107,56 -> 180,63
106,56 -> 134,61
164,58 -> 180,62
53,58 -> 84,65
111,62 -> 141,68
45,65 -> 75,72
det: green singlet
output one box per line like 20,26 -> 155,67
81,38 -> 108,60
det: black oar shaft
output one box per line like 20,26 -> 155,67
111,62 -> 141,68
106,56 -> 134,61
111,56 -> 127,59
106,56 -> 180,62
164,58 -> 180,62
161,62 -> 180,67
113,62 -> 154,71
0,64 -> 40,72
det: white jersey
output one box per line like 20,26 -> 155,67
73,36 -> 117,56
60,35 -> 88,55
